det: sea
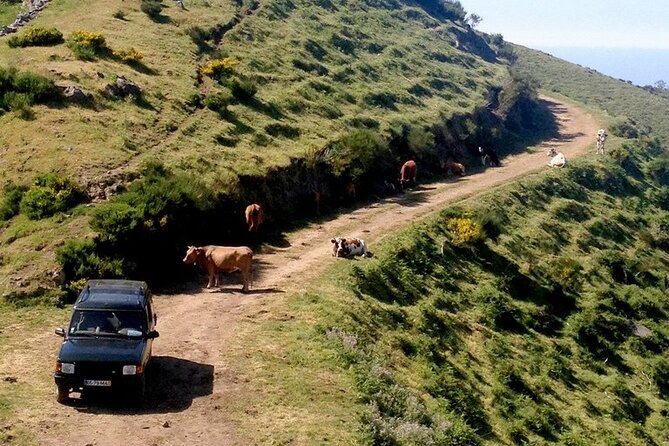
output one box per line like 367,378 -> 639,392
537,46 -> 669,88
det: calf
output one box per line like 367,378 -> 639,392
399,160 -> 417,188
444,161 -> 466,177
547,151 -> 567,168
183,245 -> 253,292
245,203 -> 265,232
331,237 -> 369,258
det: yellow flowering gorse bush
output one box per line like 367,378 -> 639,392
200,57 -> 239,79
113,48 -> 144,63
446,216 -> 484,246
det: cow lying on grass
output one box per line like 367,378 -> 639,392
331,237 -> 369,258
547,147 -> 567,168
183,245 -> 253,292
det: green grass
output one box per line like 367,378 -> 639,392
244,143 -> 669,445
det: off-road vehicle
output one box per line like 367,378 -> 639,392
54,279 -> 159,403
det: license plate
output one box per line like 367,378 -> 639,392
84,379 -> 112,387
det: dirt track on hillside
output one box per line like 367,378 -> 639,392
16,97 -> 599,446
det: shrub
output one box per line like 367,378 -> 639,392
56,239 -> 123,294
229,78 -> 257,101
7,27 -> 63,48
652,358 -> 669,398
610,381 -> 651,423
544,256 -> 583,291
264,123 -> 299,139
19,174 -> 86,219
203,91 -> 233,113
445,217 -> 483,246
610,117 -> 641,139
0,182 -> 28,221
3,92 -> 32,118
66,30 -> 107,60
141,0 -> 164,19
324,129 -> 391,181
112,47 -> 144,64
200,58 -> 239,81
112,9 -> 126,20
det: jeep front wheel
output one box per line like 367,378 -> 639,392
56,384 -> 69,404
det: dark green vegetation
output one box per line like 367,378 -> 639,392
6,27 -> 64,48
314,137 -> 669,444
0,66 -> 61,117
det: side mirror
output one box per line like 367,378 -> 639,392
55,327 -> 65,337
146,330 -> 159,339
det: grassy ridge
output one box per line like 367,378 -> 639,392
513,44 -> 669,143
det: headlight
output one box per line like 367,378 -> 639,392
61,363 -> 75,374
123,365 -> 140,375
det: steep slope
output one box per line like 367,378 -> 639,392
0,0 -> 540,299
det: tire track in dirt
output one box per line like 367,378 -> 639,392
22,96 -> 599,446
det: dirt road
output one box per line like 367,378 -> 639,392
18,97 -> 599,445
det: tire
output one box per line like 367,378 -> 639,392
56,384 -> 69,404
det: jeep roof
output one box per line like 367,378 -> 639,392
74,279 -> 151,311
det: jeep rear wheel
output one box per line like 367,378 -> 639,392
56,384 -> 69,404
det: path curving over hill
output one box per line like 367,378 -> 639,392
24,96 -> 599,446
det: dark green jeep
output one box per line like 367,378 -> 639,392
54,279 -> 159,404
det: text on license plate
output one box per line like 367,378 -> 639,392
84,379 -> 112,387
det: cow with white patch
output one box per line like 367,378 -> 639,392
183,245 -> 253,292
331,237 -> 369,258
596,129 -> 607,154
547,148 -> 567,168
479,146 -> 500,167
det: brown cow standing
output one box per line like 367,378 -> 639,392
183,245 -> 253,292
245,203 -> 265,232
444,161 -> 466,177
343,181 -> 356,200
399,160 -> 417,188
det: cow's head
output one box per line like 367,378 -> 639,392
547,147 -> 557,157
330,238 -> 348,257
183,246 -> 203,264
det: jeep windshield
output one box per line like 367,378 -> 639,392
68,310 -> 146,338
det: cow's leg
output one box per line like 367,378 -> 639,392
241,268 -> 249,293
207,265 -> 217,288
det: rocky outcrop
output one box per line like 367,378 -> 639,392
0,0 -> 51,37
59,85 -> 93,104
103,75 -> 142,99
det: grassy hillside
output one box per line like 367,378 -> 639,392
0,0 -> 505,186
1,0 -> 550,298
234,134 -> 669,444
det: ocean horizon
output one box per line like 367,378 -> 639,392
536,46 -> 669,87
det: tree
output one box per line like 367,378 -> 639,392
467,13 -> 482,28
654,80 -> 667,91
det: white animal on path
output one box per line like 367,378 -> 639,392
596,128 -> 607,154
548,151 -> 567,168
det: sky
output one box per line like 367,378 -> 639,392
461,0 -> 669,49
